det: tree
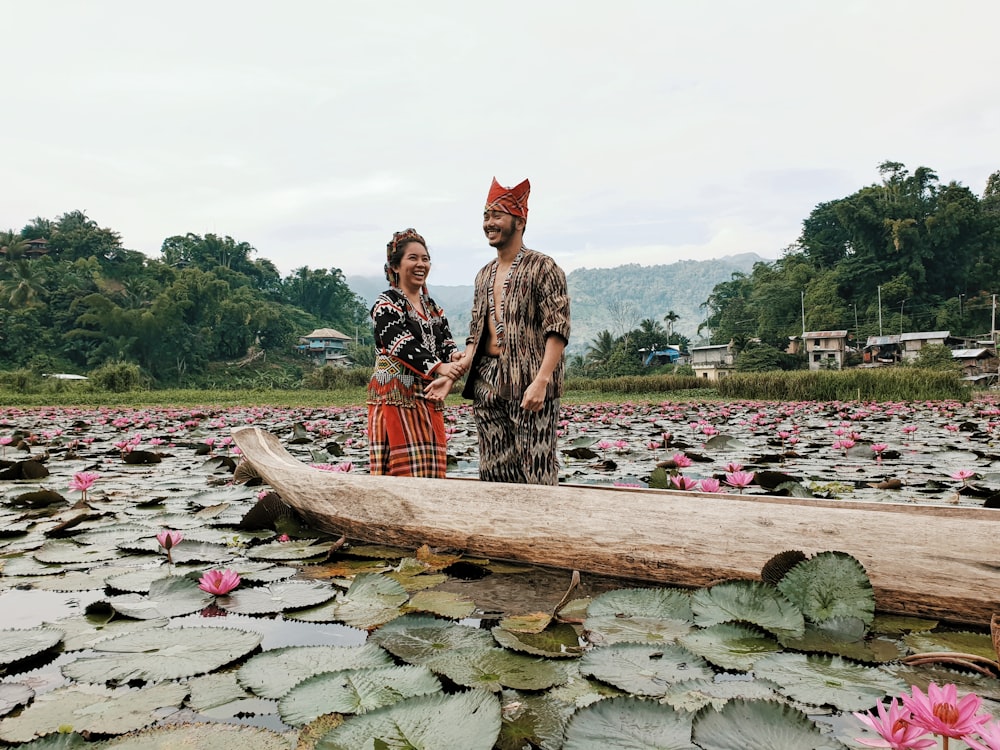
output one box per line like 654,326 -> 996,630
0,230 -> 28,261
585,330 -> 617,372
663,310 -> 680,339
1,260 -> 47,308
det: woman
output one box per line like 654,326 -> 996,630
367,228 -> 464,477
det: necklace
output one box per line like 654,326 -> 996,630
404,290 -> 437,354
487,247 -> 525,349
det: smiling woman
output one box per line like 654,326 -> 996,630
366,228 -> 464,478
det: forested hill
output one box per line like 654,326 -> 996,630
348,252 -> 762,354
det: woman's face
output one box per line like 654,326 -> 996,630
392,241 -> 431,292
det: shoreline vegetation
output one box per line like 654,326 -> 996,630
0,367 -> 977,407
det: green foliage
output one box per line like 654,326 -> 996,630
701,161 -> 1000,345
302,366 -> 371,390
735,343 -> 803,372
716,368 -> 970,401
0,368 -> 37,393
564,373 -> 705,394
910,342 -> 961,371
87,361 -> 147,392
0,211 -> 368,387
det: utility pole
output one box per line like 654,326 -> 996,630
800,290 -> 805,338
878,286 -> 883,336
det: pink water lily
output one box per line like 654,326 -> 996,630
724,470 -> 755,493
901,682 -> 989,740
671,452 -> 692,468
968,719 -> 1000,750
198,568 -> 241,596
950,469 -> 977,485
853,697 -> 936,749
670,475 -> 699,491
69,471 -> 100,502
156,529 -> 183,563
698,477 -> 722,493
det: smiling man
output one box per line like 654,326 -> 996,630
457,177 -> 571,485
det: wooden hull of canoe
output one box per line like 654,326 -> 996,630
232,426 -> 1000,627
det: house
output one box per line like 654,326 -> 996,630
802,330 -> 850,370
899,331 -> 958,362
297,328 -> 353,366
689,343 -> 734,381
862,335 -> 902,365
640,345 -> 682,367
952,348 -> 998,378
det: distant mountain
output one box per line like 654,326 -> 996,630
348,253 -> 763,355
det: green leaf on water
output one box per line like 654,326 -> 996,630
691,698 -> 848,749
108,575 -> 213,619
751,652 -> 906,711
776,551 -> 875,627
278,665 -> 442,725
579,642 -> 713,697
218,580 -> 336,615
562,695 -> 696,750
61,627 -> 262,685
237,643 -> 394,699
692,580 -> 805,640
315,689 -> 501,750
0,627 -> 63,665
0,682 -> 187,744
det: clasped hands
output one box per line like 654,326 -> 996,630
423,352 -> 471,402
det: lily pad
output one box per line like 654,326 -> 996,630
315,689 -> 501,750
776,551 -> 875,626
369,614 -> 498,665
579,642 -> 713,696
424,646 -> 569,692
237,643 -> 395,699
278,665 -> 442,725
0,682 -> 187,743
0,627 -> 63,665
0,683 -> 34,717
247,538 -> 339,561
61,626 -> 262,684
218,580 -> 336,615
332,573 -> 410,630
562,695 -> 696,750
108,575 -> 214,619
491,622 -> 584,658
403,590 -> 476,620
751,652 -> 906,711
97,722 -> 293,749
690,698 -> 847,749
49,614 -> 168,651
691,580 -> 805,640
678,622 -> 782,671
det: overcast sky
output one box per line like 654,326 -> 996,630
5,1 -> 998,285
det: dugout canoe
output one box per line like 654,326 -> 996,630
231,426 -> 1000,627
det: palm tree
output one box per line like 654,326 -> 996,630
0,231 -> 27,262
1,260 -> 47,308
586,330 -> 617,369
663,310 -> 680,339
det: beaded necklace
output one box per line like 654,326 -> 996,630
487,247 -> 525,350
405,291 -> 437,355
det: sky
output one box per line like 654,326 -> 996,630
5,1 -> 999,286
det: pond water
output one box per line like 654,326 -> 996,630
2,398 -> 999,748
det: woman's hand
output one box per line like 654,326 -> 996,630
423,376 -> 453,402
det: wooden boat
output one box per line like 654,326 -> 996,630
232,426 -> 1000,627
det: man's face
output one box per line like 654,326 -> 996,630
483,209 -> 519,248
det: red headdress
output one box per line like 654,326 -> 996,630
485,177 -> 530,220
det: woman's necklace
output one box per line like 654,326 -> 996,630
404,290 -> 437,354
487,247 -> 525,350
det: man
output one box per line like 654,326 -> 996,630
457,177 -> 570,485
